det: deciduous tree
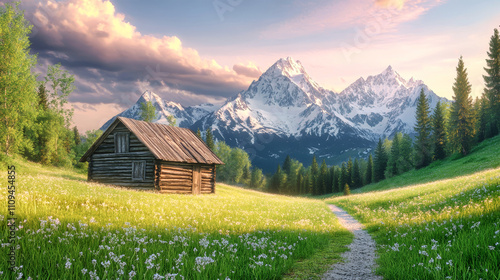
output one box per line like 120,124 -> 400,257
140,101 -> 157,122
0,3 -> 38,155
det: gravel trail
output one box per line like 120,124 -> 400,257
322,204 -> 383,280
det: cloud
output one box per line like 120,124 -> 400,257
22,0 -> 256,106
260,0 -> 444,39
232,62 -> 262,78
375,0 -> 406,9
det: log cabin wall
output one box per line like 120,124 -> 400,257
200,165 -> 216,194
89,123 -> 156,188
158,162 -> 215,194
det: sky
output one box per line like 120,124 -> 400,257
7,0 -> 500,131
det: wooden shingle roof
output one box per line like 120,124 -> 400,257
80,117 -> 224,165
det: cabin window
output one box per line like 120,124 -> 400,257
132,161 -> 146,181
115,132 -> 129,153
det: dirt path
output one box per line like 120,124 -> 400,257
322,204 -> 382,280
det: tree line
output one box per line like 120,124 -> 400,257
265,28 -> 500,196
196,128 -> 266,189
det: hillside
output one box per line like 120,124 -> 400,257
356,134 -> 500,193
325,136 -> 500,279
0,157 -> 350,279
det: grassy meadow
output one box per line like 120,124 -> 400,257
2,136 -> 500,279
325,136 -> 500,279
0,156 -> 351,279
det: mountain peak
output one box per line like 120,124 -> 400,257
264,56 -> 307,78
368,65 -> 408,88
139,90 -> 161,103
383,65 -> 394,74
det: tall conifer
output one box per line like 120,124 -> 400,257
450,56 -> 475,155
205,128 -> 215,151
483,28 -> 500,136
432,101 -> 447,160
365,154 -> 373,185
414,89 -> 432,168
374,138 -> 388,182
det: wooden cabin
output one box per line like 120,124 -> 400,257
79,117 -> 224,194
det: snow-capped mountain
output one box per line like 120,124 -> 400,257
100,91 -> 219,130
102,57 -> 448,171
329,65 -> 444,137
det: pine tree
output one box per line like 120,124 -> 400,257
414,88 -> 432,168
270,165 -> 282,193
283,155 -> 292,175
196,128 -> 202,140
0,3 -> 38,155
399,133 -> 414,173
386,133 -> 400,177
365,154 -> 373,185
38,83 -> 48,111
310,155 -> 319,195
352,159 -> 362,189
73,126 -> 81,145
320,160 -> 328,195
296,172 -> 304,194
347,157 -> 353,187
432,101 -> 447,160
329,167 -> 335,193
476,95 -> 488,142
205,128 -> 215,151
339,162 -> 347,190
483,28 -> 500,136
374,138 -> 388,182
450,56 -> 475,155
332,166 -> 339,193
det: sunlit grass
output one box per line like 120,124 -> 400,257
326,168 -> 500,279
357,135 -> 500,193
0,156 -> 350,279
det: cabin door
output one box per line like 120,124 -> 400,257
192,165 -> 201,195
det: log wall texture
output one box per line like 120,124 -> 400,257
89,123 -> 156,188
158,162 -> 215,194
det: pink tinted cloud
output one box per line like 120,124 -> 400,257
260,0 -> 444,39
232,62 -> 262,78
24,0 -> 256,102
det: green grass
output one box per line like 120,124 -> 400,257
358,135 -> 500,193
325,136 -> 500,279
0,156 -> 351,279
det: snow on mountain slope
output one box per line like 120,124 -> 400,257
197,57 -> 370,146
327,65 -> 447,137
100,91 -> 219,130
101,58 -> 449,170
